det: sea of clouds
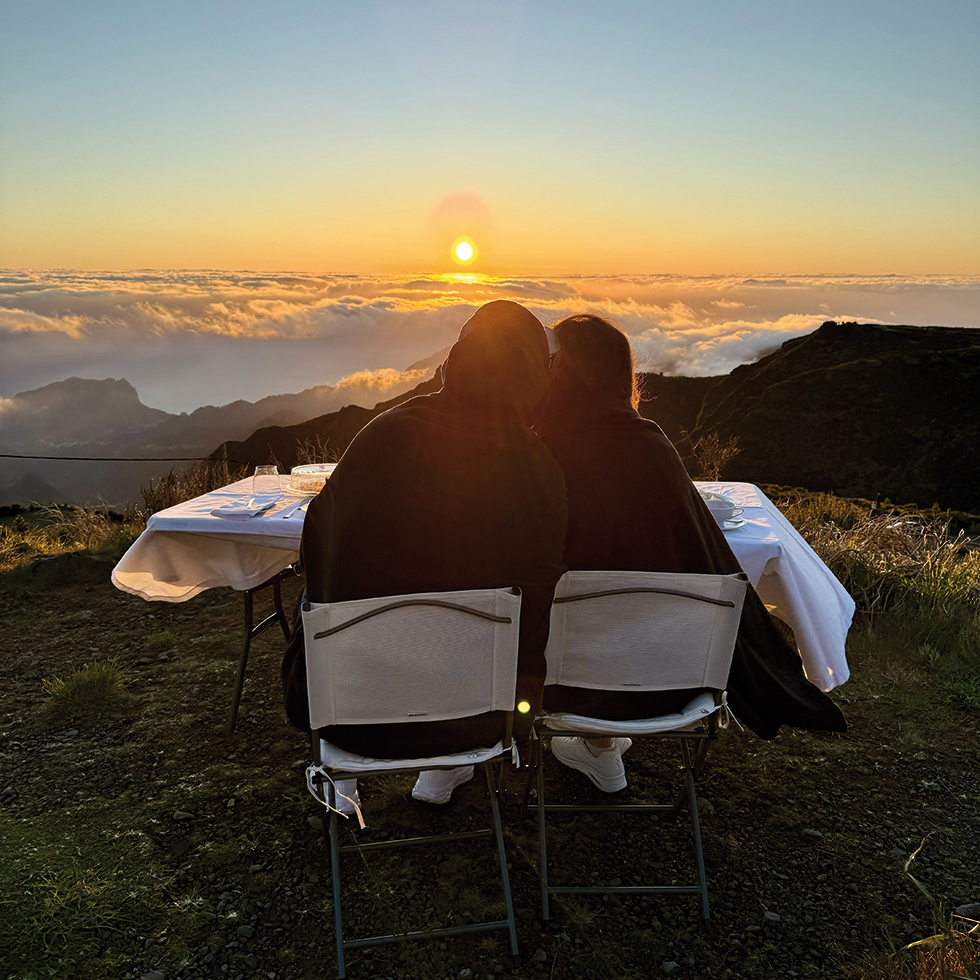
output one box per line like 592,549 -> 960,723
1,270 -> 977,414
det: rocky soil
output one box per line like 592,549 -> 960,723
1,554 -> 978,980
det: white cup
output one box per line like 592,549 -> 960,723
252,465 -> 281,499
705,496 -> 743,525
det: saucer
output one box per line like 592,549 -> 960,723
720,517 -> 746,532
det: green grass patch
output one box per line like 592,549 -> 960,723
773,493 -> 980,728
144,629 -> 177,653
0,810 -> 162,979
42,658 -> 132,722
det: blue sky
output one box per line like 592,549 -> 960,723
2,0 -> 977,274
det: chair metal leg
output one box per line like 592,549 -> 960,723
535,738 -> 551,920
318,750 -> 521,973
485,764 -> 520,959
327,781 -> 347,978
668,733 -> 713,815
531,728 -> 717,923
519,731 -> 538,825
680,739 -> 710,920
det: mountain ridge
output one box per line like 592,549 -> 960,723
211,322 -> 980,513
0,367 -> 437,505
3,323 -> 977,511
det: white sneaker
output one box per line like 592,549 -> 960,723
551,737 -> 628,792
411,766 -> 475,804
332,779 -> 360,816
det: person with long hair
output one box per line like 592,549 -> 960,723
535,314 -> 845,792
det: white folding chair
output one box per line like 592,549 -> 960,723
302,587 -> 523,978
527,570 -> 748,921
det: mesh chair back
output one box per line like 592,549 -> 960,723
544,571 -> 747,692
303,587 -> 522,730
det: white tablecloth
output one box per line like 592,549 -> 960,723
112,477 -> 301,601
112,478 -> 853,692
699,482 -> 853,692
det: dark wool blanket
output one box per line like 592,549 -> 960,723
282,303 -> 568,756
535,394 -> 846,739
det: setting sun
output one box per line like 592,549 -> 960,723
452,238 -> 477,265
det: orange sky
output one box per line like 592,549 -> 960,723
1,2 -> 977,276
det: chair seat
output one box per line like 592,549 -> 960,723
313,737 -> 515,773
540,690 -> 724,736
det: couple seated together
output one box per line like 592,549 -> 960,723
281,300 -> 844,809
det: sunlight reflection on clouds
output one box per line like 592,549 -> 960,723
1,271 -> 977,411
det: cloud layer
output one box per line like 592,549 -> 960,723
1,270 -> 977,412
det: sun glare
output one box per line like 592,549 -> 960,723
452,238 -> 477,265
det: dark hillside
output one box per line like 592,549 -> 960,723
689,322 -> 980,510
637,373 -> 719,445
210,374 -> 443,469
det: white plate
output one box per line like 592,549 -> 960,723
720,517 -> 746,532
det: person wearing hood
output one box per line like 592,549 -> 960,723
535,314 -> 846,793
281,300 -> 567,804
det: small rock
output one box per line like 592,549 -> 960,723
307,815 -> 323,832
226,798 -> 235,808
142,972 -> 166,980
173,811 -> 194,821
663,962 -> 682,975
804,828 -> 823,838
237,924 -> 254,938
764,911 -> 782,923
890,848 -> 907,858
244,953 -> 258,969
459,970 -> 474,979
532,950 -> 548,963
955,903 -> 980,919
65,729 -> 80,737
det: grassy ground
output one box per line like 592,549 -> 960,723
0,495 -> 978,980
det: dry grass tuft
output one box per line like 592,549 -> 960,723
294,434 -> 338,466
0,506 -> 138,571
139,458 -> 247,519
39,503 -> 116,550
692,431 -> 742,481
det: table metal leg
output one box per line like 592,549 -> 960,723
226,566 -> 298,734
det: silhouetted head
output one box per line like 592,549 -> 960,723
549,314 -> 641,410
441,300 -> 550,422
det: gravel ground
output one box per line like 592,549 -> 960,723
1,554 -> 978,980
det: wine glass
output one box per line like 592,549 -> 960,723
252,465 -> 281,500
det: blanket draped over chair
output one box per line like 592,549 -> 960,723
535,392 -> 846,738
